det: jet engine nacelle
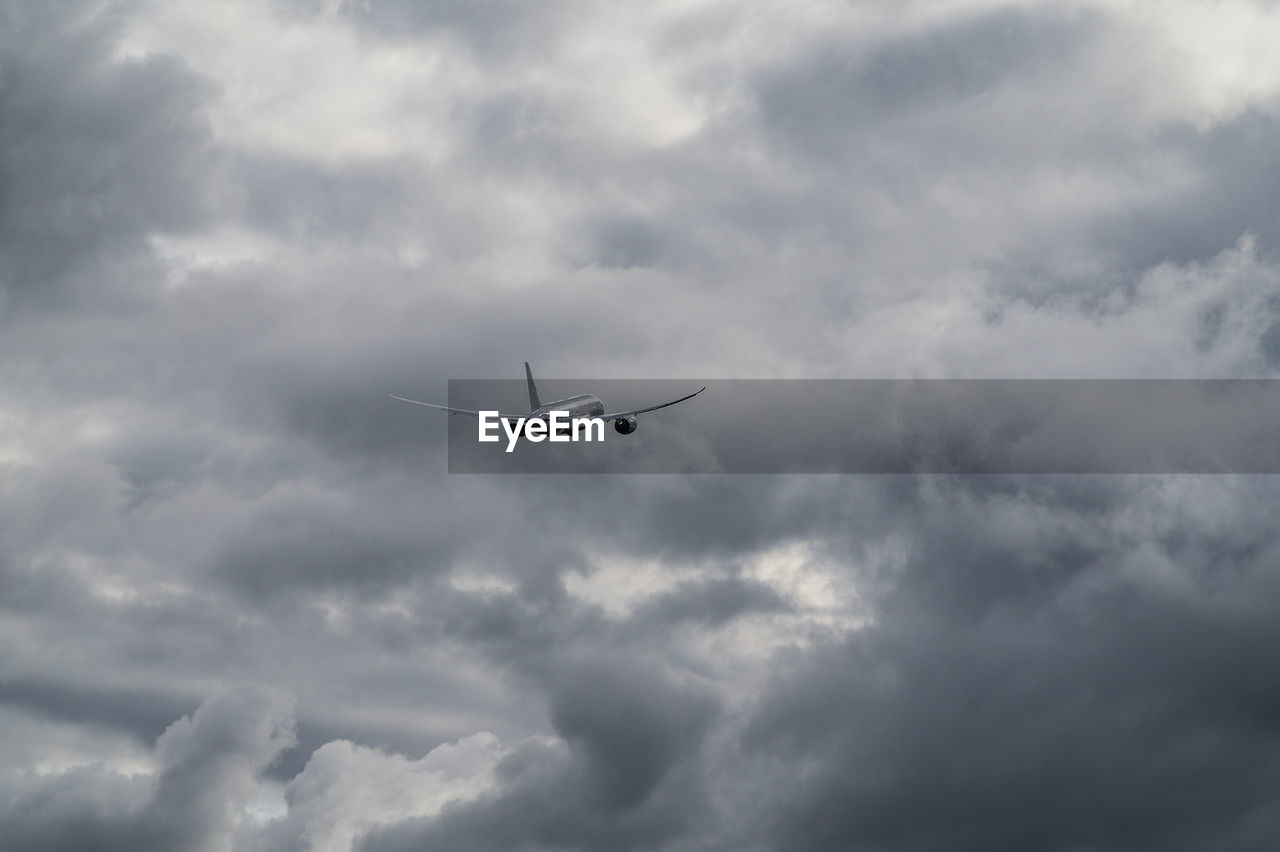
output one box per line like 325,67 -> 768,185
614,416 -> 638,435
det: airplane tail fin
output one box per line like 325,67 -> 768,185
524,362 -> 541,411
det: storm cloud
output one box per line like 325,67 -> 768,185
4,1 -> 1280,850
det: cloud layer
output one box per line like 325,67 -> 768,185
4,1 -> 1280,849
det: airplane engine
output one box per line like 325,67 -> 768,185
614,416 -> 638,435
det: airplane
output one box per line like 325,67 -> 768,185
391,362 -> 705,436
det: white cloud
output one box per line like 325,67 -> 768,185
1104,0 -> 1280,126
117,0 -> 475,164
278,732 -> 502,852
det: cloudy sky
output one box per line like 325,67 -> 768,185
4,0 -> 1280,849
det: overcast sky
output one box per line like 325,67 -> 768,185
3,1 -> 1280,850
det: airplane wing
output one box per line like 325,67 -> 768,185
389,395 -> 527,420
600,386 -> 706,420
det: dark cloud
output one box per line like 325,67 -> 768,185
209,486 -> 455,597
0,686 -> 294,852
745,477 -> 1280,852
0,1 -> 218,316
546,655 -> 719,810
589,216 -> 666,270
302,0 -> 582,61
6,1 -> 1280,850
231,153 -> 418,243
360,731 -> 711,852
755,5 -> 1099,159
1119,111 -> 1280,264
0,676 -> 201,745
629,576 -> 790,628
1263,321 -> 1280,365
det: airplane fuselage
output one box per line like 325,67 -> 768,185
525,394 -> 606,436
531,394 -> 605,420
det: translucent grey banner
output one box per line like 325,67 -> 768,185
443,380 -> 1280,474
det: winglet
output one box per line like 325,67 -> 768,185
524,361 -> 541,411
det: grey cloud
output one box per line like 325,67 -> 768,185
745,478 -> 1280,852
990,110 -> 1280,301
231,153 -> 417,242
0,676 -> 200,746
629,576 -> 790,628
7,1 -> 1280,850
361,734 -> 710,852
546,656 -> 719,811
303,0 -> 582,61
0,1 -> 218,317
589,216 -> 667,271
0,685 -> 295,852
209,487 -> 456,597
1262,321 -> 1280,365
149,687 -> 297,847
755,5 -> 1099,159
1100,111 -> 1280,269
